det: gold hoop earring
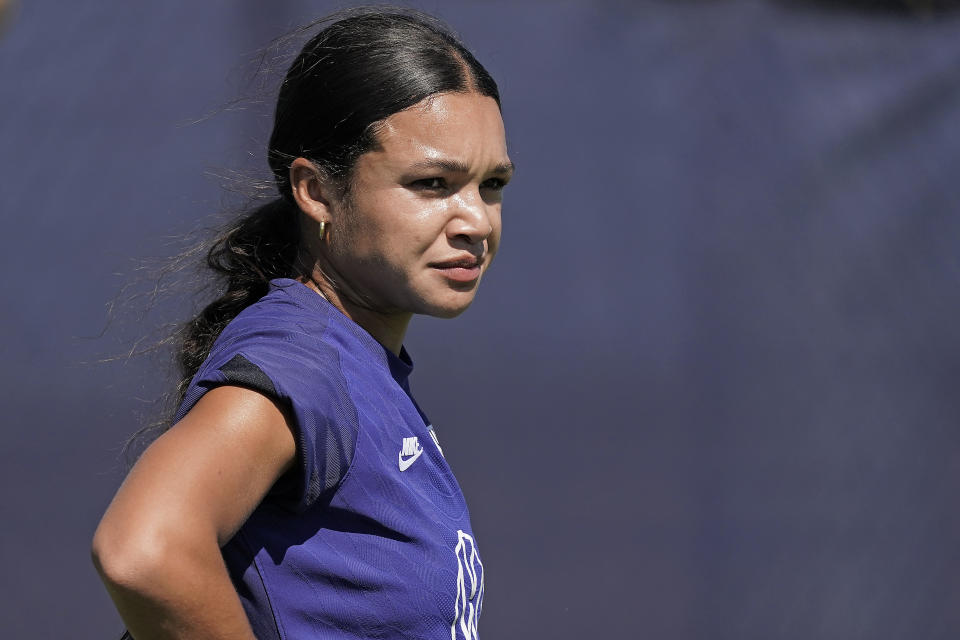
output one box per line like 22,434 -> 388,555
318,220 -> 328,241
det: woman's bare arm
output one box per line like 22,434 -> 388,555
92,386 -> 297,640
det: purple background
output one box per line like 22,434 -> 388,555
2,1 -> 959,637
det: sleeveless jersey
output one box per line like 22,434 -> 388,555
175,278 -> 484,639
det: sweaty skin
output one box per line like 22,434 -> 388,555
291,91 -> 512,354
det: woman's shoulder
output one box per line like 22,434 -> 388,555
210,279 -> 329,350
224,278 -> 330,333
177,282 -> 347,423
198,280 -> 341,384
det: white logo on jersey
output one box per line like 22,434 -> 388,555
452,530 -> 484,640
398,436 -> 424,471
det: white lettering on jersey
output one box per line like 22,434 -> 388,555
452,529 -> 484,640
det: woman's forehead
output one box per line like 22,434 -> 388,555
370,92 -> 508,167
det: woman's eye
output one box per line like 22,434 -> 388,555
481,178 -> 506,191
412,177 -> 446,190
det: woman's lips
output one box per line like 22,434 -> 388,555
430,258 -> 482,283
434,264 -> 481,282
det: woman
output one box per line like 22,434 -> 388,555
92,8 -> 512,639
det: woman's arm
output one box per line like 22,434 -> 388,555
92,386 -> 297,640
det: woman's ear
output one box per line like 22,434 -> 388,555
289,158 -> 333,224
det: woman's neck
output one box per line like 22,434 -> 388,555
300,276 -> 411,355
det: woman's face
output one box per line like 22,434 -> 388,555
325,91 -> 512,320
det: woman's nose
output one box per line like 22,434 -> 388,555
447,189 -> 493,245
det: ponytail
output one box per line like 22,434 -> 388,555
173,197 -> 299,407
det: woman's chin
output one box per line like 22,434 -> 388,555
421,292 -> 478,319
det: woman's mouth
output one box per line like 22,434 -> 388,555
430,257 -> 483,283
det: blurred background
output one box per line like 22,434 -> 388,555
2,0 -> 959,637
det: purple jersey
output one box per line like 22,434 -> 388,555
175,279 -> 483,639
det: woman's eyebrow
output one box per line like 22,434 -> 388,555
408,158 -> 515,175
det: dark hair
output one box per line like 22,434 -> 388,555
174,8 -> 500,409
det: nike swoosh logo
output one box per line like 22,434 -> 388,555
398,447 -> 424,471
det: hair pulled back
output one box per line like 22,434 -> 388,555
175,8 -> 500,406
